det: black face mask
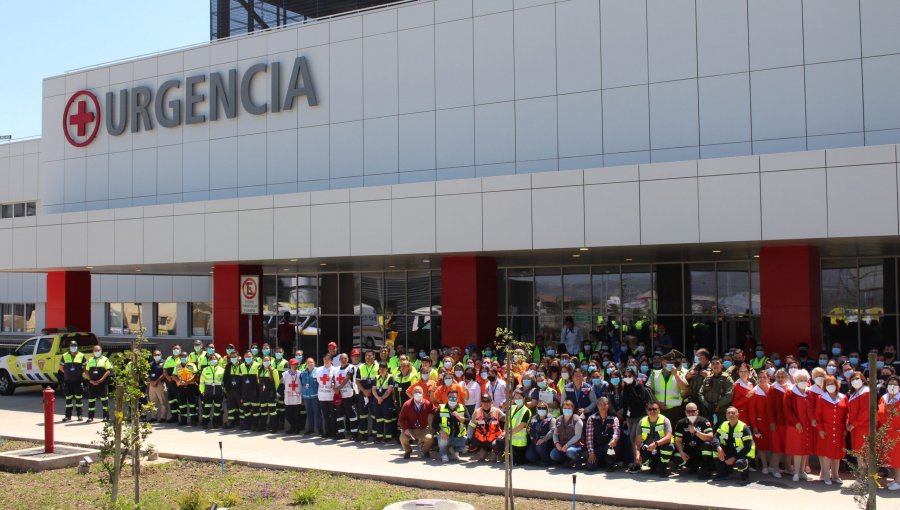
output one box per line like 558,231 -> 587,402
798,349 -> 808,357
886,352 -> 896,359
488,375 -> 497,382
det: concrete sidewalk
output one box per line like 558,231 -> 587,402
0,388 -> 895,510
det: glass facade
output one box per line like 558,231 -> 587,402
822,257 -> 897,353
498,262 -> 760,356
262,270 -> 441,361
0,303 -> 36,333
155,303 -> 177,336
190,302 -> 214,337
107,303 -> 144,335
210,0 -> 400,40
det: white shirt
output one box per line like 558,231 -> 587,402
282,369 -> 303,406
464,380 -> 481,406
315,365 -> 338,401
335,364 -> 357,399
487,378 -> 506,406
560,326 -> 583,356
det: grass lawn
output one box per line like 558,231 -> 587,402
0,440 -> 644,510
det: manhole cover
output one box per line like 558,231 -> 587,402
383,500 -> 475,510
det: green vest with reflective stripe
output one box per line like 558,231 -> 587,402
510,404 -> 532,447
651,370 -> 683,409
639,415 -> 666,442
750,357 -> 768,371
716,420 -> 755,459
199,365 -> 225,393
438,403 -> 467,437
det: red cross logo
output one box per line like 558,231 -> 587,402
320,373 -> 330,385
287,378 -> 300,393
63,90 -> 101,147
336,374 -> 346,386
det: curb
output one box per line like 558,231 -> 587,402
3,435 -> 735,510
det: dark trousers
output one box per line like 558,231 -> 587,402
640,441 -> 675,475
86,381 -> 109,420
242,386 -> 260,429
201,388 -> 224,427
677,443 -> 715,474
274,384 -> 285,429
357,392 -> 375,436
372,397 -> 395,440
586,437 -> 617,471
285,404 -> 302,432
320,399 -> 337,437
472,437 -> 504,453
224,386 -> 242,426
165,379 -> 179,421
177,385 -> 197,425
258,379 -> 277,431
526,441 -> 552,464
336,394 -> 359,437
63,380 -> 83,419
513,445 -> 528,465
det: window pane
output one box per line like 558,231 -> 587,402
858,260 -> 884,314
507,268 -> 534,315
108,303 -> 124,334
156,303 -> 177,336
563,269 -> 591,317
360,272 -> 383,319
408,271 -> 430,314
750,262 -> 760,315
861,314 -> 888,353
655,264 -> 683,315
592,267 -> 621,320
13,203 -> 24,217
339,273 -> 359,315
13,304 -> 24,332
125,303 -> 143,334
686,264 -> 715,314
717,262 -> 751,316
822,259 -> 859,316
191,302 -> 213,336
24,304 -> 35,333
0,204 -> 11,218
508,315 -> 535,343
688,316 -> 717,353
535,269 -> 562,316
2,304 -> 11,332
430,271 -> 442,312
26,202 -> 36,216
622,266 -> 654,322
385,272 -> 407,316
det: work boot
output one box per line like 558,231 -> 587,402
449,448 -> 460,462
475,449 -> 488,462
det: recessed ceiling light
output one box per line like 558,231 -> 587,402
422,259 -> 430,263
208,271 -> 213,274
282,268 -> 289,271
712,250 -> 721,254
579,247 -> 589,252
388,265 -> 395,268
572,254 -> 580,258
625,258 -> 633,262
135,269 -> 142,272
319,263 -> 327,266
753,255 -> 760,258
290,258 -> 298,262
85,266 -> 93,269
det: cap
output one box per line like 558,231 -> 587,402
288,358 -> 300,366
69,340 -> 78,347
350,348 -> 361,356
481,393 -> 493,403
328,342 -> 337,349
193,339 -> 203,344
226,343 -> 235,349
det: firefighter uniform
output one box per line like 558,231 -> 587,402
223,358 -> 244,428
85,354 -> 112,421
174,361 -> 199,426
199,362 -> 226,428
673,416 -> 715,477
60,350 -> 86,421
357,361 -> 379,438
258,363 -> 281,432
712,419 -> 755,481
373,372 -> 396,441
241,361 -> 261,430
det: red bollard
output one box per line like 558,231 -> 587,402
43,387 -> 55,454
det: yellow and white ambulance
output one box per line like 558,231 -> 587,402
0,330 -> 100,395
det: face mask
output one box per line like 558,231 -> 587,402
262,349 -> 270,356
515,399 -> 524,407
454,370 -> 463,377
484,350 -> 493,357
851,379 -> 863,390
444,378 -> 453,386
583,346 -> 591,353
640,365 -> 649,374
832,348 -> 841,356
605,367 -> 613,375
766,368 -> 775,376
537,381 -> 547,389
537,409 -> 548,417
154,355 -> 161,362
849,357 -> 859,366
226,348 -> 234,354
419,351 -> 427,359
488,375 -> 497,382
245,358 -> 253,364
70,346 -> 78,352
818,359 -> 827,367
796,381 -> 808,391
180,357 -> 188,364
889,385 -> 900,395
637,346 -> 645,353
93,351 -> 101,358
523,379 -> 532,387
561,373 -> 570,380
562,409 -> 574,417
413,393 -> 423,402
610,377 -> 621,385
788,368 -> 797,376
210,359 -> 218,366
623,377 -> 634,384
723,361 -> 733,370
814,376 -> 825,386
272,352 -> 282,360
823,384 -> 837,393
466,363 -> 475,369
480,371 -> 488,379
687,415 -> 697,424
263,361 -> 270,368
422,371 -> 431,380
773,359 -> 781,367
620,346 -> 628,353
207,348 -> 215,354
231,357 -> 239,364
448,398 -> 458,406
755,351 -> 764,358
580,364 -> 589,372
172,349 -> 181,356
251,348 -> 259,356
592,378 -> 602,386
546,349 -> 556,356
665,364 -> 674,372
443,362 -> 451,369
878,361 -> 886,369
693,356 -> 699,364
843,370 -> 854,380
826,366 -> 837,375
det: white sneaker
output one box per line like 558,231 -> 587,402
823,479 -> 832,486
799,473 -> 809,481
441,453 -> 449,463
888,482 -> 900,491
761,467 -> 769,475
448,448 -> 460,461
792,473 -> 800,482
833,477 -> 843,484
773,471 -> 782,479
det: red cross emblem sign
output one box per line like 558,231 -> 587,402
63,90 -> 101,147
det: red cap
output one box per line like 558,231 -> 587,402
350,348 -> 361,356
288,358 -> 300,366
328,342 -> 337,349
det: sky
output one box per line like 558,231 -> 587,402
0,0 -> 210,140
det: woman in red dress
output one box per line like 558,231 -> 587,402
783,369 -> 814,482
732,362 -> 755,423
815,375 -> 847,485
807,366 -> 826,473
766,368 -> 790,478
846,371 -> 870,454
749,368 -> 772,474
877,375 -> 900,491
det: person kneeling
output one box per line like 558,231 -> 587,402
468,393 -> 505,462
586,397 -> 619,472
551,400 -> 584,468
712,406 -> 756,481
631,403 -> 674,477
672,402 -> 715,479
436,389 -> 469,462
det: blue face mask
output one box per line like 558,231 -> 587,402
755,351 -> 764,358
262,349 -> 270,356
245,357 -> 253,364
818,359 -> 827,367
592,378 -> 602,386
826,366 -> 837,375
180,357 -> 188,364
230,357 -> 239,364
773,359 -> 781,367
207,348 -> 215,354
562,409 -> 574,417
605,367 -> 613,374
878,361 -> 886,369
849,357 -> 858,365
484,350 -> 493,357
226,348 -> 234,354
275,353 -> 283,360
610,377 -> 620,385
843,370 -> 853,379
546,349 -> 556,357
723,361 -> 733,370
665,364 -> 674,372
295,355 -> 303,362
537,381 -> 547,389
523,379 -> 532,387
251,348 -> 259,356
693,356 -> 699,364
832,348 -> 841,356
640,365 -> 649,373
581,364 -> 589,372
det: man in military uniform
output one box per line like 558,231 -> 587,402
672,402 -> 715,479
712,406 -> 755,481
698,358 -> 734,426
85,345 -> 113,422
59,340 -> 86,422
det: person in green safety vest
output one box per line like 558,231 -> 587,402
647,351 -> 689,425
435,388 -> 469,462
85,345 -> 113,423
749,345 -> 769,372
631,402 -> 674,477
712,406 -> 755,481
509,389 -> 533,466
272,347 -> 289,432
199,352 -> 226,429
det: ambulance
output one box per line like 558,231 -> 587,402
0,329 -> 100,395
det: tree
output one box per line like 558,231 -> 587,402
495,327 -> 534,510
93,330 -> 155,508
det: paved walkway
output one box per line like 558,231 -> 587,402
0,387 -> 896,510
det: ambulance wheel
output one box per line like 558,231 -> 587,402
0,371 -> 15,396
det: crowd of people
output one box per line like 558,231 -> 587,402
56,316 -> 900,488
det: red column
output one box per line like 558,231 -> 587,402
759,246 -> 821,356
212,264 -> 264,353
45,271 -> 91,332
441,256 -> 497,350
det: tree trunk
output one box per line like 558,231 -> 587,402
111,385 -> 125,504
132,351 -> 141,505
867,353 -> 877,510
504,350 -> 515,510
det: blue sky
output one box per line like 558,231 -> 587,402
0,0 -> 209,139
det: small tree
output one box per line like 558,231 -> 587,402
93,329 -> 155,508
845,398 -> 900,510
495,327 -> 534,510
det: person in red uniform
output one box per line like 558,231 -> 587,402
846,371 -> 870,460
749,368 -> 772,474
877,375 -> 900,491
807,366 -> 826,472
732,362 -> 755,423
815,374 -> 847,486
766,368 -> 790,478
783,369 -> 815,482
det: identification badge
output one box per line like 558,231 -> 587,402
245,377 -> 251,385
69,367 -> 76,372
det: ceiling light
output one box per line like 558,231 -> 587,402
422,259 -> 430,263
319,263 -> 327,266
388,265 -> 395,268
282,268 -> 289,271
208,271 -> 213,274
85,266 -> 93,269
290,258 -> 298,262
753,255 -> 760,258
572,254 -> 581,258
579,247 -> 589,252
712,250 -> 721,254
625,258 -> 633,262
135,269 -> 142,272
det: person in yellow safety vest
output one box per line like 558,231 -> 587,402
272,347 -> 289,432
199,353 -> 226,429
85,345 -> 113,423
174,353 -> 199,426
187,340 -> 210,422
712,406 -> 756,481
60,341 -> 86,422
647,351 -> 689,424
240,352 -> 261,430
435,388 -> 469,463
509,389 -> 533,466
632,402 -> 675,477
672,402 -> 716,479
258,355 -> 282,432
356,349 -> 379,440
749,345 -> 769,371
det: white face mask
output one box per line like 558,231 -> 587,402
687,415 -> 697,424
561,373 -> 570,380
851,379 -> 864,390
413,393 -> 423,402
796,381 -> 808,391
889,385 -> 900,395
788,368 -> 798,376
623,377 -> 634,385
814,376 -> 824,387
825,384 -> 837,394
